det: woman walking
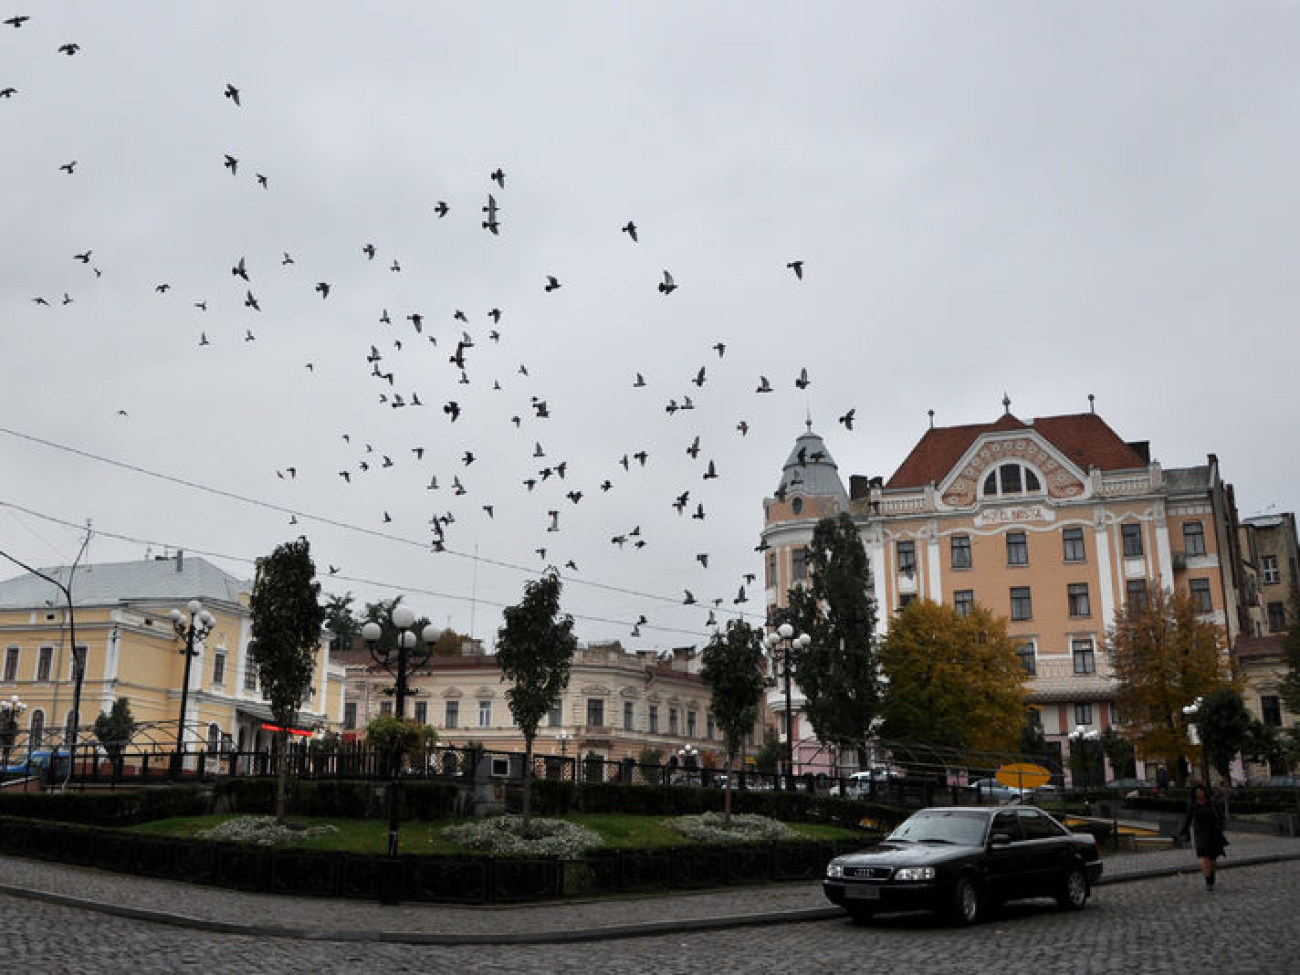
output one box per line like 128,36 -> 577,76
1179,784 -> 1227,890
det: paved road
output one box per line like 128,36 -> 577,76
4,859 -> 1299,974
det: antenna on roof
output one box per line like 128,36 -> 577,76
1088,393 -> 1095,414
805,404 -> 812,432
1002,392 -> 1011,414
928,409 -> 935,429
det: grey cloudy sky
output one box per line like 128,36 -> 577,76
2,3 -> 1296,649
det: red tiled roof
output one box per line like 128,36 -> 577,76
886,412 -> 1147,489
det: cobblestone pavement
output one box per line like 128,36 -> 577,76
2,831 -> 1299,973
4,859 -> 1299,973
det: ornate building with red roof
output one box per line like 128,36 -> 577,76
762,401 -> 1257,781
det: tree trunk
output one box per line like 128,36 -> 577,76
723,751 -> 734,826
275,730 -> 289,821
522,734 -> 534,827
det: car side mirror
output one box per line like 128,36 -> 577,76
989,832 -> 1013,846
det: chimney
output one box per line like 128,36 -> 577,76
176,549 -> 184,572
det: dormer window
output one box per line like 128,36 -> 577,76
982,463 -> 1041,497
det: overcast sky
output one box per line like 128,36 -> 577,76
2,3 -> 1297,650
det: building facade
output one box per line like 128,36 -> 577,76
762,406 -> 1252,779
339,641 -> 756,769
0,553 -> 345,759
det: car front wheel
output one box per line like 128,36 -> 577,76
1056,866 -> 1089,911
949,875 -> 982,925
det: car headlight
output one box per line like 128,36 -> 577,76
893,866 -> 936,882
826,862 -> 844,879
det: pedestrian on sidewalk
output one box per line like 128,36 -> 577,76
1178,784 -> 1227,890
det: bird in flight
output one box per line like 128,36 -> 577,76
362,243 -> 376,260
244,290 -> 260,311
622,221 -> 638,242
0,87 -> 16,98
74,250 -> 91,263
223,154 -> 238,174
756,376 -> 773,393
787,260 -> 804,280
544,275 -> 561,292
281,252 -> 294,265
155,283 -> 170,293
4,15 -> 30,26
433,200 -> 449,217
59,160 -> 76,173
199,332 -> 210,346
838,408 -> 856,430
256,173 -> 268,188
232,256 -> 248,280
490,167 -> 505,188
482,194 -> 500,234
315,282 -> 331,299
658,270 -> 677,294
57,42 -> 80,55
795,367 -> 811,389
224,83 -> 240,106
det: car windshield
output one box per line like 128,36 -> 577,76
886,811 -> 988,846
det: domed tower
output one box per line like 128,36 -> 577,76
760,421 -> 851,620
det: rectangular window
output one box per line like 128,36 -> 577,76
1126,578 -> 1149,611
706,713 -> 715,740
548,699 -> 563,727
766,552 -> 777,586
212,650 -> 226,687
586,698 -> 604,728
1010,586 -> 1032,621
954,590 -> 974,618
3,647 -> 17,682
1109,703 -> 1123,725
1074,703 -> 1093,726
343,702 -> 357,730
1063,527 -> 1086,562
1183,520 -> 1206,557
1072,639 -> 1096,674
1262,696 -> 1282,728
649,705 -> 659,733
1190,578 -> 1213,613
669,707 -> 679,736
244,664 -> 258,691
379,700 -> 393,716
623,700 -> 634,731
687,711 -> 697,738
1122,523 -> 1144,558
951,535 -> 972,569
1006,532 -> 1028,566
793,548 -> 808,583
36,646 -> 53,682
478,700 -> 493,728
896,540 -> 916,576
898,593 -> 916,612
445,699 -> 459,729
1268,602 -> 1287,633
413,701 -> 428,725
1016,643 -> 1037,676
1068,583 -> 1091,618
1263,555 -> 1280,585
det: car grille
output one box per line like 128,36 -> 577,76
844,866 -> 892,880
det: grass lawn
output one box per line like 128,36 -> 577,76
129,812 -> 866,855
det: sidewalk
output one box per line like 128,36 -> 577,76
2,830 -> 1298,945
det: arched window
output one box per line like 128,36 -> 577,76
982,463 -> 1042,497
207,723 -> 221,753
29,709 -> 45,748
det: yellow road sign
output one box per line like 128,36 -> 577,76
996,762 -> 1052,790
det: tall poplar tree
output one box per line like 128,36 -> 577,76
249,537 -> 326,820
700,619 -> 767,824
495,570 -> 578,827
777,513 -> 879,769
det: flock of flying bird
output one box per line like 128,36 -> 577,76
6,14 -> 862,642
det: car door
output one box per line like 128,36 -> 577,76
983,810 -> 1025,901
1015,808 -> 1070,895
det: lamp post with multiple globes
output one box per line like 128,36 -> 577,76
765,623 -> 810,790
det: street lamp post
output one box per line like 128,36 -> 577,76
765,623 -> 810,791
169,600 -> 216,779
678,744 -> 699,784
362,605 -> 441,871
1182,697 -> 1212,786
1,694 -> 27,781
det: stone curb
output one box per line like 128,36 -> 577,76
3,850 -> 1299,946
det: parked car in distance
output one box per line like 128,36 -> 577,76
1105,777 -> 1158,795
824,805 -> 1103,925
1261,775 -> 1300,789
968,777 -> 1031,803
830,768 -> 903,798
3,749 -> 71,777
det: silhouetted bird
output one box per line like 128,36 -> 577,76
433,200 -> 449,217
658,270 -> 676,294
622,221 -> 638,242
544,275 -> 561,292
224,83 -> 240,106
839,408 -> 856,430
57,42 -> 80,55
787,260 -> 804,280
223,154 -> 238,174
490,167 -> 505,188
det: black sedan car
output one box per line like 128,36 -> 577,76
823,805 -> 1102,925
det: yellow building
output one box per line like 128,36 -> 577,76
762,405 -> 1246,776
0,552 -> 345,759
339,641 -> 746,768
